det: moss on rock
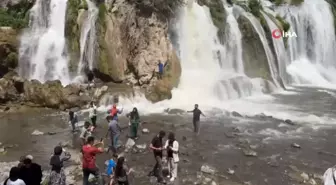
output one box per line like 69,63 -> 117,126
65,0 -> 82,72
248,0 -> 263,18
237,14 -> 272,81
0,0 -> 33,29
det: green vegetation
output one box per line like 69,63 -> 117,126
97,2 -> 108,75
65,0 -> 81,71
0,1 -> 33,29
248,0 -> 263,18
275,15 -> 290,32
290,0 -> 304,5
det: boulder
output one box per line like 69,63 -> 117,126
0,78 -> 18,103
0,28 -> 18,77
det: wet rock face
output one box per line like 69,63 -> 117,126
237,14 -> 272,81
0,28 -> 18,78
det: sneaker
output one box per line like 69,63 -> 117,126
170,177 -> 175,182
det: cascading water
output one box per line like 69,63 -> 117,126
18,0 -> 70,85
77,0 -> 98,75
242,12 -> 280,87
276,0 -> 336,88
261,11 -> 289,85
101,0 -> 267,112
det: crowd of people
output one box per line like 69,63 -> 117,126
2,103 -> 205,185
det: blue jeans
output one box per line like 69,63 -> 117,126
109,134 -> 119,154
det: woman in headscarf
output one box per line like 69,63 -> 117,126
48,146 -> 71,185
126,107 -> 140,139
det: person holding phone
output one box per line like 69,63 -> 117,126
82,136 -> 104,185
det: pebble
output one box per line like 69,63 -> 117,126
201,165 -> 216,174
291,143 -> 301,149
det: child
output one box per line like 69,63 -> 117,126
106,156 -> 117,185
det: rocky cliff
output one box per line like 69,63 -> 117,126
66,0 -> 182,102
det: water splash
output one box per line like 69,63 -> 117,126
77,0 -> 98,75
18,0 -> 70,85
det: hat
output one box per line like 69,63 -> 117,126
26,155 -> 33,160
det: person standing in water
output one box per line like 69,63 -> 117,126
164,132 -> 179,182
69,110 -> 78,132
89,102 -> 97,128
187,104 -> 205,134
126,107 -> 140,139
80,121 -> 92,146
82,136 -> 104,185
149,131 -> 166,184
106,115 -> 122,155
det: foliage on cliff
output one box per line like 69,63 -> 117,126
0,1 -> 33,29
268,0 -> 304,5
65,0 -> 81,71
327,0 -> 336,35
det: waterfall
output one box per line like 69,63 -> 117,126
77,0 -> 98,75
261,11 -> 289,85
276,0 -> 336,87
243,12 -> 280,87
18,0 -> 70,85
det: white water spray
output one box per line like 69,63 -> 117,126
18,0 -> 70,85
276,0 -> 336,88
77,0 -> 98,75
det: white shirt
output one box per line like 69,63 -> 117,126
5,179 -> 26,185
164,140 -> 179,162
89,105 -> 97,118
324,167 -> 336,185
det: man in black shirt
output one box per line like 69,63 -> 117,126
187,104 -> 205,134
149,130 -> 166,183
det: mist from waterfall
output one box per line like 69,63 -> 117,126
276,0 -> 336,88
77,0 -> 98,76
18,0 -> 70,85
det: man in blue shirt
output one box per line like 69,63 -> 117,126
158,61 -> 164,79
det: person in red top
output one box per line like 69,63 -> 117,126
82,136 -> 104,185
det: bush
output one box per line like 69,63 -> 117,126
275,14 -> 290,32
248,0 -> 263,18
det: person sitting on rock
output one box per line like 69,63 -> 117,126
69,110 -> 78,132
3,167 -> 26,185
48,146 -> 71,185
